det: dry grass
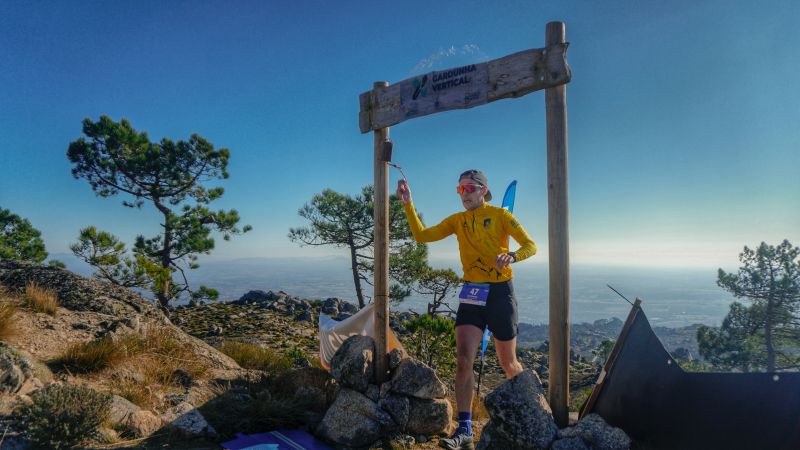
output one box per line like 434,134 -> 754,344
109,326 -> 209,407
24,281 -> 59,316
217,339 -> 293,375
0,299 -> 18,341
115,379 -> 152,408
53,324 -> 209,406
50,325 -> 211,408
56,337 -> 126,373
135,326 -> 209,382
471,394 -> 490,422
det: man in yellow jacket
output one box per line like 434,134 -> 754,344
397,169 -> 536,450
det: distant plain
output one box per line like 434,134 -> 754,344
54,254 -> 736,328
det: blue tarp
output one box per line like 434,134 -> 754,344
222,429 -> 333,450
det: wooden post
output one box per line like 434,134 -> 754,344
359,30 -> 573,388
545,21 -> 570,428
373,81 -> 391,383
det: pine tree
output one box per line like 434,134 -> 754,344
698,240 -> 800,372
67,116 -> 251,308
289,186 -> 426,308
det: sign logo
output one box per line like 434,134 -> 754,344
412,75 -> 428,100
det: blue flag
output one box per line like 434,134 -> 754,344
481,180 -> 518,361
501,180 -> 517,213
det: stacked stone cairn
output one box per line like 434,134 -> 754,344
477,370 -> 631,450
315,335 -> 454,447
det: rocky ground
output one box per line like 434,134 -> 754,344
170,291 -> 603,399
169,291 -> 620,450
0,261 -> 259,449
0,262 -> 629,449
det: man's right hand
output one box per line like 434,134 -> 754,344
396,180 -> 412,205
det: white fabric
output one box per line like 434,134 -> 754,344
318,302 -> 404,371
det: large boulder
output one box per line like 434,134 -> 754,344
0,261 -> 243,373
477,370 -> 558,450
108,395 -> 141,425
277,367 -> 338,412
162,401 -> 216,438
551,436 -> 590,450
295,310 -> 313,322
316,388 -> 396,447
0,260 -> 159,317
330,335 -> 375,393
558,413 -> 631,450
338,299 -> 358,314
108,395 -> 162,438
405,397 -> 453,436
378,393 -> 410,430
321,298 -> 340,316
0,343 -> 34,394
389,348 -> 406,369
128,410 -> 162,438
388,358 -> 447,399
236,290 -> 286,304
476,421 -> 518,450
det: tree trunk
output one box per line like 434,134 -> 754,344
348,237 -> 365,308
157,204 -> 172,310
433,292 -> 444,316
766,296 -> 776,372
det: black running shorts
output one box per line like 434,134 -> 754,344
455,280 -> 518,341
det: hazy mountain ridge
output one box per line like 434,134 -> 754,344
518,317 -> 703,360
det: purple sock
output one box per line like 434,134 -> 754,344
458,411 -> 473,436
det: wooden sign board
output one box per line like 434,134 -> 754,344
359,43 -> 571,133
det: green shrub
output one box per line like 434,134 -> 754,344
218,340 -> 292,374
592,339 -> 615,363
19,384 -> 112,449
403,314 -> 456,380
676,359 -> 713,372
287,345 -> 306,362
569,386 -> 593,412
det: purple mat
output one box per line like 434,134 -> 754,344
222,429 -> 333,450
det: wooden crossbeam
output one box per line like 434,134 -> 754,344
359,43 -> 571,133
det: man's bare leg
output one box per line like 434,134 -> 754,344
494,336 -> 524,379
454,324 -> 483,413
441,324 -> 483,449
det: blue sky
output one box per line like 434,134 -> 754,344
1,0 -> 798,272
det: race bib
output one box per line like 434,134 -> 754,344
459,282 -> 490,306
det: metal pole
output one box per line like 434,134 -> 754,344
545,21 -> 570,427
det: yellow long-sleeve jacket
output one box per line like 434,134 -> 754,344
402,202 -> 536,283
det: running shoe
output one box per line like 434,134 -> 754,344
440,431 -> 474,450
